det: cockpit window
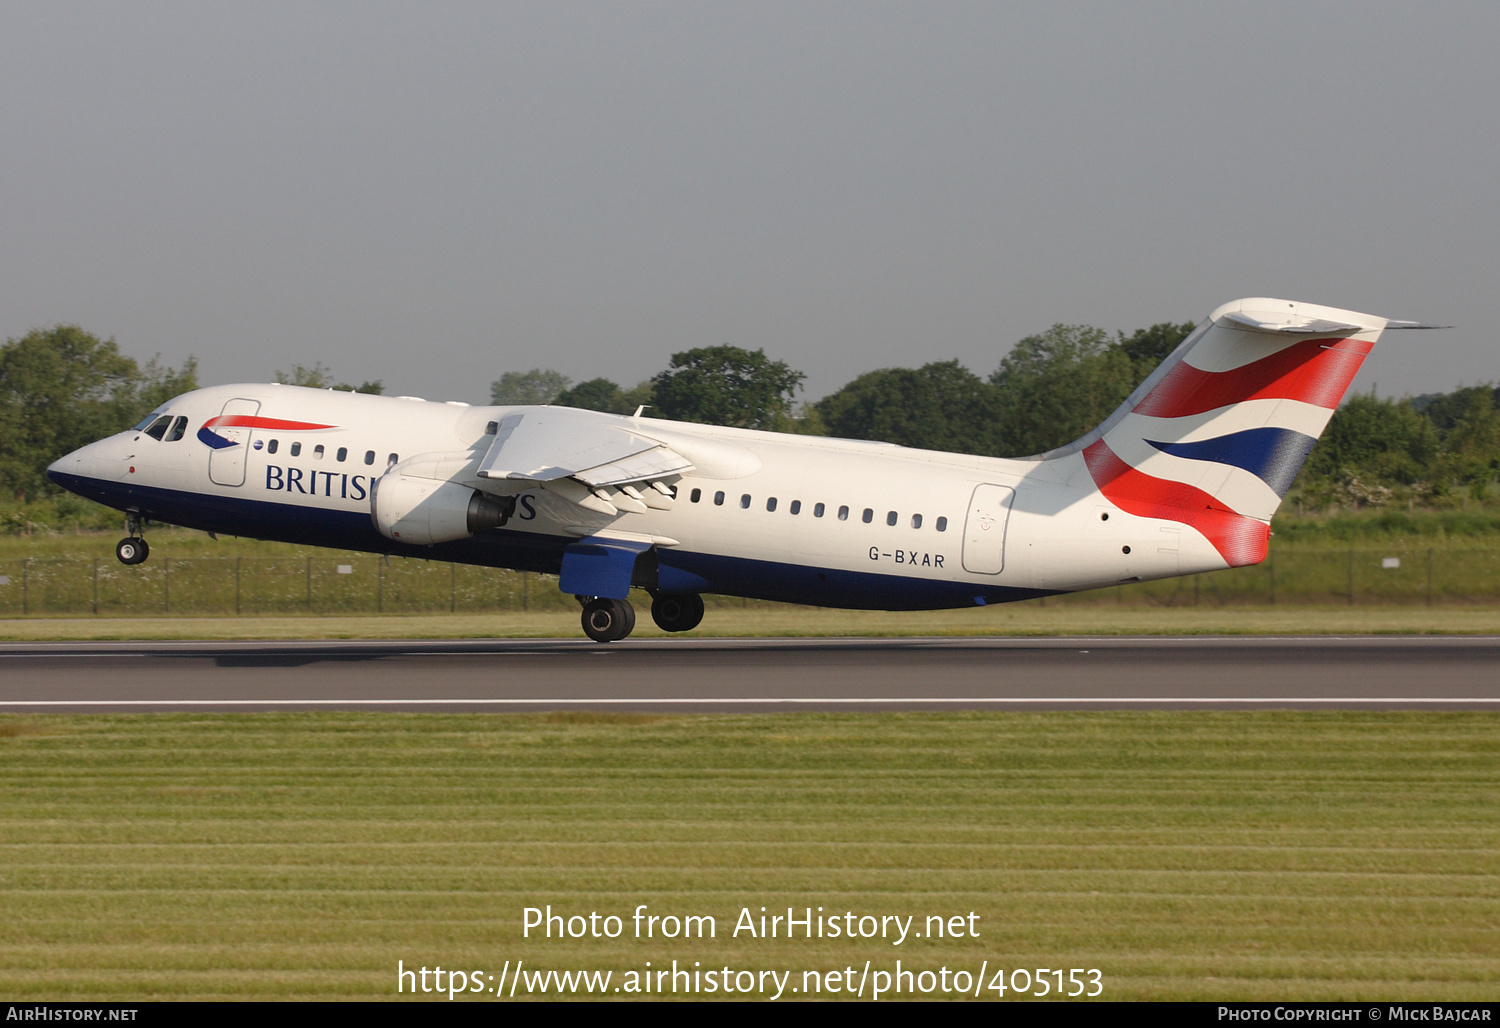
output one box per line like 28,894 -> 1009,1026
133,412 -> 165,432
143,415 -> 173,441
165,416 -> 188,442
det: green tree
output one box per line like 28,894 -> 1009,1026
133,355 -> 202,415
0,326 -> 198,499
275,362 -> 335,388
989,324 -> 1136,456
1302,394 -> 1440,487
556,377 -> 627,413
554,378 -> 658,415
491,369 -> 571,406
619,379 -> 655,415
1117,320 -> 1197,380
275,362 -> 382,394
650,346 -> 805,430
817,361 -> 995,453
1437,389 -> 1500,498
1410,385 -> 1500,437
781,401 -> 828,436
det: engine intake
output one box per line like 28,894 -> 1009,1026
371,472 -> 516,545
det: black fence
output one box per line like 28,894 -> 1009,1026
0,548 -> 1495,617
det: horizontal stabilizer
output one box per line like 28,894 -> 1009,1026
1218,312 -> 1363,335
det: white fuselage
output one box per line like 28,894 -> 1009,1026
48,382 -> 1227,610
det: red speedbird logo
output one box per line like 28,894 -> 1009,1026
197,415 -> 336,449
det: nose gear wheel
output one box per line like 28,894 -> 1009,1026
115,537 -> 149,565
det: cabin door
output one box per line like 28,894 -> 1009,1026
961,483 -> 1015,575
207,398 -> 261,487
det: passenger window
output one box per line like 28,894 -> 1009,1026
165,416 -> 188,442
268,439 -> 279,454
364,451 -> 375,465
936,516 -> 948,532
886,511 -> 897,526
838,505 -> 849,521
690,488 -> 701,503
290,442 -> 302,457
144,416 -> 172,441
790,500 -> 801,515
911,513 -> 923,529
766,497 -> 777,512
714,491 -> 725,506
862,509 -> 874,524
337,447 -> 347,461
814,503 -> 825,517
740,494 -> 751,509
387,453 -> 399,467
313,445 -> 325,459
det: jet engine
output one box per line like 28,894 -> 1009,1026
370,472 -> 515,545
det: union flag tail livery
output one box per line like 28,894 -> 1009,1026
47,296 -> 1403,641
1047,298 -> 1385,572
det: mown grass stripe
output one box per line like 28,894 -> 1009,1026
1,711 -> 1496,1000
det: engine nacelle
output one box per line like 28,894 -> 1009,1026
370,472 -> 515,545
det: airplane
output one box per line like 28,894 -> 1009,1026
47,297 -> 1420,641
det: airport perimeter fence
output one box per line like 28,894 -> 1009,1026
0,547 -> 1496,617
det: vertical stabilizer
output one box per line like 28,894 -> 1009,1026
1055,298 -> 1386,567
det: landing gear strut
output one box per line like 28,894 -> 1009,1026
650,593 -> 704,633
580,597 -> 636,643
116,513 -> 149,566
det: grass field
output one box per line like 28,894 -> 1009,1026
1,711 -> 1496,1001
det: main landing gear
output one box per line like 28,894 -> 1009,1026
651,593 -> 704,633
116,513 -> 149,566
576,592 -> 706,642
580,597 -> 636,643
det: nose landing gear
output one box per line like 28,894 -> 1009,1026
116,512 -> 149,565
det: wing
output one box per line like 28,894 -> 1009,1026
476,408 -> 694,515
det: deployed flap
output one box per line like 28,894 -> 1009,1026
477,410 -> 693,487
558,536 -> 652,599
574,448 -> 693,488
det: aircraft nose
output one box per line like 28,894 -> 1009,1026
47,438 -> 129,492
47,444 -> 97,489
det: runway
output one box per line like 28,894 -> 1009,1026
0,636 -> 1496,712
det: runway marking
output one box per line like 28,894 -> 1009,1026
0,653 -> 147,659
2,697 -> 1498,707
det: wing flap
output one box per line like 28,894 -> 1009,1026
477,409 -> 694,489
574,447 -> 694,487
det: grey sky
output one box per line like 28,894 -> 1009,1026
2,1 -> 1496,407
